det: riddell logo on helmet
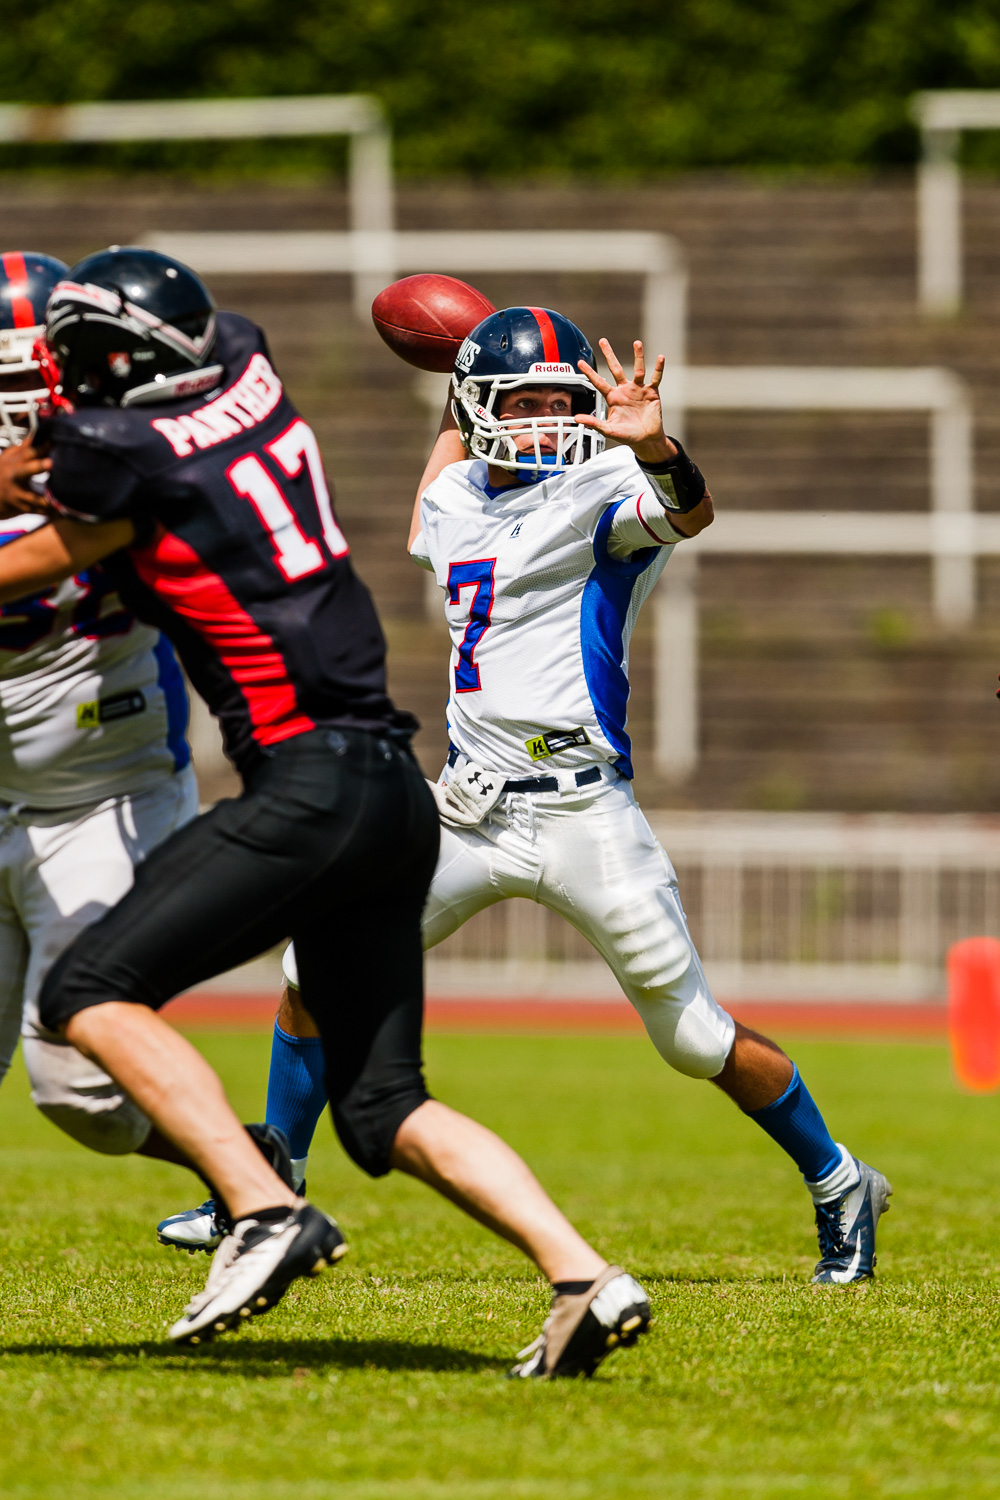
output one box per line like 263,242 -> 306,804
151,353 -> 282,457
527,362 -> 575,376
108,352 -> 131,378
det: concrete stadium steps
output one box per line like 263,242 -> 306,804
5,173 -> 1000,810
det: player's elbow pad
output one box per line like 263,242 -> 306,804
638,438 -> 707,515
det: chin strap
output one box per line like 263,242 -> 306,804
514,451 -> 563,484
30,338 -> 74,414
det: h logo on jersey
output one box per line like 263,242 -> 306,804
510,522 -> 523,538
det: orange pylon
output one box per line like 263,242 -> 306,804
947,937 -> 1000,1093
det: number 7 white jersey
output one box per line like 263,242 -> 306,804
419,447 -> 674,778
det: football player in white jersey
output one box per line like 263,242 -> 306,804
0,251 -> 198,1160
161,305 -> 892,1287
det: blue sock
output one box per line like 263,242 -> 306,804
746,1065 -> 841,1183
265,1022 -> 328,1162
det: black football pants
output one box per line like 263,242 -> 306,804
38,727 -> 441,1176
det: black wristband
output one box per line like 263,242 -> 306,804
638,437 -> 707,514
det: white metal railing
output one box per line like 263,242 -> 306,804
153,224 -> 687,782
145,228 -> 688,431
427,812 -> 1000,1001
0,96 -> 394,314
415,362 -> 974,779
145,225 -> 973,787
911,89 -> 1000,315
656,363 -> 975,779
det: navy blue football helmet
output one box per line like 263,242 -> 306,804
0,252 -> 69,445
452,306 -> 606,476
45,246 -> 219,408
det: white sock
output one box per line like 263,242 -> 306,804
806,1143 -> 861,1206
291,1156 -> 308,1193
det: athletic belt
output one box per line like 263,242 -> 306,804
447,744 -> 606,794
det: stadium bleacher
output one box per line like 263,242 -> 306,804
8,172 -> 1000,816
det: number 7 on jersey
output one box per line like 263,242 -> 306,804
447,558 -> 495,693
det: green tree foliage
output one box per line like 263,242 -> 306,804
2,0 -> 1000,174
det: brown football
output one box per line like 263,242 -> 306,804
371,274 -> 496,372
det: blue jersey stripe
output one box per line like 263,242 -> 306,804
579,504 -> 657,780
153,634 -> 191,771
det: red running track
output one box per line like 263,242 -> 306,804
165,993 -> 948,1040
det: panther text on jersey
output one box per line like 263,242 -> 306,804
44,309 -> 413,772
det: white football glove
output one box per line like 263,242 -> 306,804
428,762 -> 504,828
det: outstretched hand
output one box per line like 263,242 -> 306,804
575,339 -> 676,465
0,437 -> 53,519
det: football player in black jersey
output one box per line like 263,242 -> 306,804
0,249 -> 650,1375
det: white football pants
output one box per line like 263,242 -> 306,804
282,769 -> 736,1078
423,772 -> 735,1078
0,766 -> 199,1153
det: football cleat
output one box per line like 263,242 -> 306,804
155,1122 -> 295,1253
157,1197 -> 222,1254
509,1265 -> 651,1380
168,1202 -> 347,1345
812,1158 -> 892,1284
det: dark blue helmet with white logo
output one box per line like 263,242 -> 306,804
45,246 -> 219,408
0,251 -> 69,445
452,306 -> 606,474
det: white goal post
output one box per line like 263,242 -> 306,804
910,90 -> 1000,315
0,96 -> 394,314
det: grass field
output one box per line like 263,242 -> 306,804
2,1028 -> 1000,1500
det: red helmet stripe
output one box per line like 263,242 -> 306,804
528,306 -> 560,364
1,252 -> 37,329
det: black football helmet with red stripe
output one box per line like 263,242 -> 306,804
45,246 -> 221,409
452,306 -> 606,475
0,251 -> 68,447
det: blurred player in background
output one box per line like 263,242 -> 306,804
0,251 -> 199,1161
0,253 -> 651,1377
222,305 -> 892,1289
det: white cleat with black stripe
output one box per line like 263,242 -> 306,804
168,1203 -> 347,1345
812,1159 -> 892,1284
509,1265 -> 651,1380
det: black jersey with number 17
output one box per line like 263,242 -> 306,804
44,311 -> 415,774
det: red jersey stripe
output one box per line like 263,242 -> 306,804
131,526 -> 315,745
634,494 -> 672,545
527,306 -> 560,364
1,252 -> 38,330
